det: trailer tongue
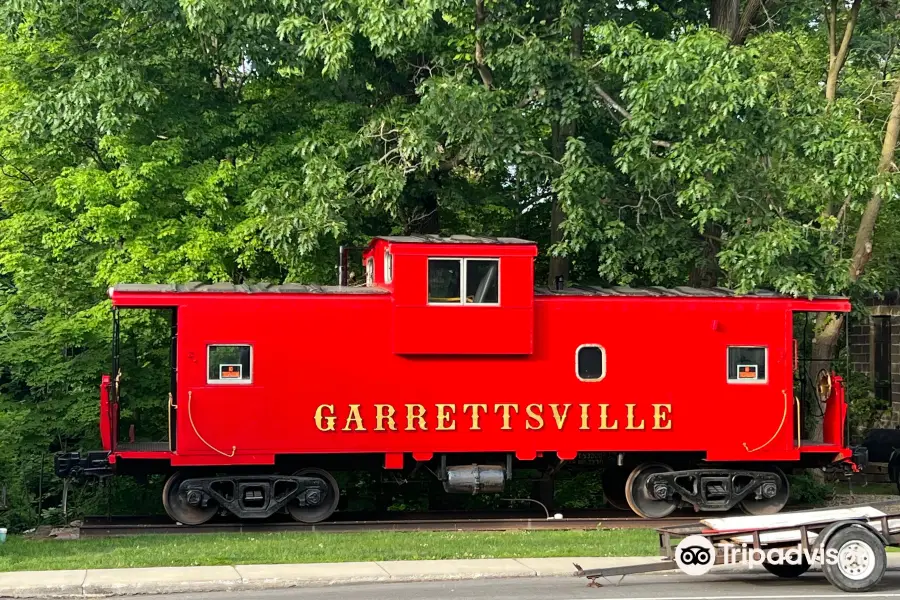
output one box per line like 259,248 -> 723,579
576,505 -> 900,593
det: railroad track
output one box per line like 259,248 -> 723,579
79,511 -> 697,537
81,501 -> 900,537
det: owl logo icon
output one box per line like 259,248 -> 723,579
675,535 -> 716,576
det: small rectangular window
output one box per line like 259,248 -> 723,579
208,345 -> 252,384
428,258 -> 499,305
577,345 -> 606,381
384,250 -> 393,284
727,346 -> 767,383
366,257 -> 374,286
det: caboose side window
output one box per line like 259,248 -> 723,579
428,258 -> 499,305
208,344 -> 252,384
384,249 -> 393,284
727,346 -> 767,383
365,257 -> 374,286
576,345 -> 606,381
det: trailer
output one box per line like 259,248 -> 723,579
575,506 -> 900,593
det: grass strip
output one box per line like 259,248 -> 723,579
0,529 -> 657,572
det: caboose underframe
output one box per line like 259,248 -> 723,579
55,235 -> 864,524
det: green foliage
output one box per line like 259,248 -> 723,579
788,472 -> 834,506
0,0 -> 896,527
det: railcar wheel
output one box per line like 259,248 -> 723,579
601,466 -> 630,511
162,471 -> 217,525
625,463 -> 676,518
738,467 -> 789,516
288,468 -> 340,523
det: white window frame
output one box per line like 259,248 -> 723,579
207,344 -> 253,385
426,257 -> 500,306
365,257 -> 374,286
384,249 -> 393,284
575,344 -> 607,382
726,345 -> 768,384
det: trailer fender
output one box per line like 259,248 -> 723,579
812,520 -> 888,553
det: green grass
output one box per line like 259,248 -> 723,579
0,529 -> 657,572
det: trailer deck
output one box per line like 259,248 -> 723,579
576,505 -> 900,593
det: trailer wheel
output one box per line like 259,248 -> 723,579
762,558 -> 810,578
822,526 -> 886,593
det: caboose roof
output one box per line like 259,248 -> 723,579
111,282 -> 387,295
375,234 -> 535,245
535,285 -> 844,299
536,285 -> 850,311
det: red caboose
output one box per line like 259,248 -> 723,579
56,235 -> 861,523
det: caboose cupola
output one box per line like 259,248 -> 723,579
362,235 -> 537,355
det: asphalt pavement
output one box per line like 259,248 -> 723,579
102,571 -> 900,600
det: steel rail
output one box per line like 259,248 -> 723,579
80,501 -> 900,537
79,514 -> 696,537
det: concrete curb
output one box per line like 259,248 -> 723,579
3,555 -> 900,598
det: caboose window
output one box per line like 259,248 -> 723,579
576,345 -> 606,381
384,249 -> 393,283
428,258 -> 499,305
365,257 -> 374,286
208,345 -> 252,384
727,346 -> 767,383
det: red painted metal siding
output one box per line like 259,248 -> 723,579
389,242 -> 535,355
110,291 -> 849,466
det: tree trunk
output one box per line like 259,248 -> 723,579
730,0 -> 764,45
710,0 -> 740,35
808,78 -> 900,440
549,124 -> 571,288
547,19 -> 583,289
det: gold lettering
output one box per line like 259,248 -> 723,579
597,404 -> 618,430
436,404 -> 457,431
579,404 -> 590,430
653,404 -> 673,430
314,404 -> 336,432
626,404 -> 645,430
463,403 -> 487,430
495,403 -> 519,430
405,404 -> 427,431
342,404 -> 367,431
525,404 -> 544,430
549,404 -> 571,429
374,404 -> 396,431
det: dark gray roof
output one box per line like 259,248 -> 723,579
112,283 -> 388,295
535,285 -> 845,300
377,234 -> 534,245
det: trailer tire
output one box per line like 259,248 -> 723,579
822,525 -> 886,593
762,559 -> 810,578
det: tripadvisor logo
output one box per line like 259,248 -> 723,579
675,534 -> 846,576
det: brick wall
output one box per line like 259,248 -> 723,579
852,307 -> 900,428
849,319 -> 871,378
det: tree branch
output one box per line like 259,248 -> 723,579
848,77 -> 900,281
0,153 -> 35,185
594,84 -> 632,120
474,0 -> 493,90
826,0 -> 862,103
